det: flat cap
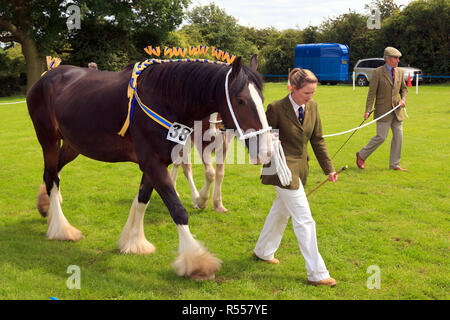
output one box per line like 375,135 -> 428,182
384,46 -> 402,58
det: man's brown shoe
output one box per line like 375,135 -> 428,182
393,166 -> 408,172
252,252 -> 279,264
308,277 -> 337,287
356,152 -> 365,169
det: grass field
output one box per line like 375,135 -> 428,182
0,83 -> 448,300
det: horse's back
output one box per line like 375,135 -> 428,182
27,65 -> 137,163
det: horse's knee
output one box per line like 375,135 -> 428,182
205,166 -> 215,182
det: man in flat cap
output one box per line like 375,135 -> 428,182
356,46 -> 409,171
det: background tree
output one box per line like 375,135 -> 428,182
302,25 -> 319,44
319,10 -> 368,69
366,0 -> 402,19
376,0 -> 449,77
259,28 -> 303,75
0,0 -> 68,90
0,0 -> 189,90
181,3 -> 257,62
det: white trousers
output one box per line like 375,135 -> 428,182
254,180 -> 330,281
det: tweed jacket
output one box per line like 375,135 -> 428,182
261,95 -> 335,189
366,64 -> 408,122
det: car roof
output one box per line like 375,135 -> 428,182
356,58 -> 384,62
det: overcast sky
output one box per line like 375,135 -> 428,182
188,0 -> 414,30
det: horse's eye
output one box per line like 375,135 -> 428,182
237,99 -> 245,105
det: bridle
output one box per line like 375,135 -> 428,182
224,69 -> 272,140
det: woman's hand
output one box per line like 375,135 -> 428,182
271,132 -> 279,141
328,172 -> 338,182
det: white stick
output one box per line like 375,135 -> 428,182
353,71 -> 355,90
416,75 -> 419,94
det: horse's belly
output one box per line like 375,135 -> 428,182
56,112 -> 138,163
61,128 -> 137,163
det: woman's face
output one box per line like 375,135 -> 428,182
291,82 -> 317,106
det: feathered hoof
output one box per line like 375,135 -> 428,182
213,202 -> 228,213
47,223 -> 83,242
194,196 -> 209,209
37,184 -> 50,218
173,247 -> 222,281
118,239 -> 156,255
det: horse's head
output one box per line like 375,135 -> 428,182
220,54 -> 273,164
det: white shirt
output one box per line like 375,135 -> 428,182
288,93 -> 305,119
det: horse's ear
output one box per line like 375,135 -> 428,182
230,56 -> 242,81
249,54 -> 258,71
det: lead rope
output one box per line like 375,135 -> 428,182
323,104 -> 402,138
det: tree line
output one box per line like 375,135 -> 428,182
0,0 -> 448,96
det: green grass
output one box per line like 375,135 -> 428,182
0,83 -> 449,300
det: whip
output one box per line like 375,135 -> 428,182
306,165 -> 348,196
330,109 -> 373,160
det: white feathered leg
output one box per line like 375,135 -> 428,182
46,183 -> 82,241
118,195 -> 155,255
172,225 -> 221,280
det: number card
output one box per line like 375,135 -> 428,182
167,122 -> 193,145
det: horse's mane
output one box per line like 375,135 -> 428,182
122,63 -> 135,71
137,61 -> 263,110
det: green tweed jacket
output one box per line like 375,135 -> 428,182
366,64 -> 408,122
261,95 -> 335,189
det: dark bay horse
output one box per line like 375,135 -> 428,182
27,55 -> 273,280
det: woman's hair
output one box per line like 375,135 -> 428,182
289,68 -> 318,89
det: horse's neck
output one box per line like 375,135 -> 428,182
169,97 -> 221,127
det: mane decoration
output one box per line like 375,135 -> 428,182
41,56 -> 62,77
144,45 -> 236,64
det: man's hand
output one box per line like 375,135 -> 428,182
328,172 -> 338,182
364,112 -> 370,120
399,100 -> 406,108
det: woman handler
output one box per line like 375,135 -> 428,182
253,68 -> 338,287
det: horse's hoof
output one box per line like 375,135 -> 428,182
194,197 -> 209,209
173,247 -> 221,280
118,239 -> 156,255
189,272 -> 216,281
47,224 -> 83,242
213,203 -> 228,213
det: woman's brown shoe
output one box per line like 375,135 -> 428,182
308,277 -> 337,287
252,252 -> 280,264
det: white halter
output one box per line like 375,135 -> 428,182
224,69 -> 272,140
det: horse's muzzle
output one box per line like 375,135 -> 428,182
249,132 -> 273,165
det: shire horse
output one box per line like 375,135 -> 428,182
170,113 -> 232,213
26,54 -> 273,280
